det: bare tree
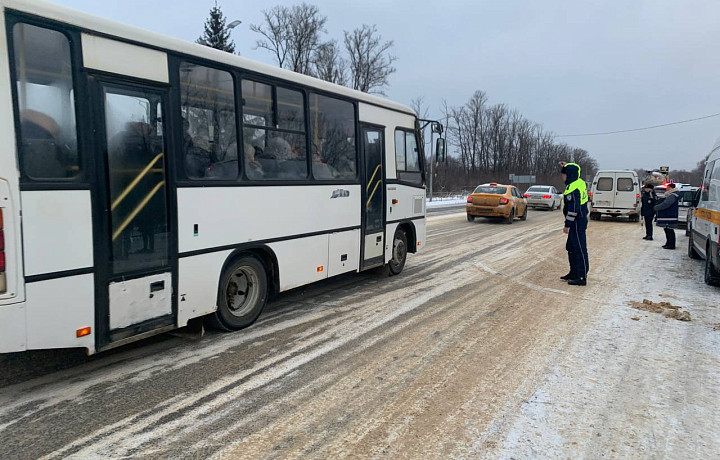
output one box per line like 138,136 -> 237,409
411,96 -> 429,145
436,89 -> 600,192
312,40 -> 347,85
343,24 -> 397,95
251,3 -> 327,74
251,6 -> 290,68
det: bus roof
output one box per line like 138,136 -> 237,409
3,0 -> 415,116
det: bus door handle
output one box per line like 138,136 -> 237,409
376,235 -> 382,244
149,281 -> 165,298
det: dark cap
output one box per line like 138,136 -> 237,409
643,183 -> 654,189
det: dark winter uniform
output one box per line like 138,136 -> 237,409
562,163 -> 589,284
640,187 -> 657,239
654,187 -> 679,249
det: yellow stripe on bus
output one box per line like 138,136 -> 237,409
695,208 -> 720,226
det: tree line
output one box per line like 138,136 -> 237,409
428,91 -> 599,193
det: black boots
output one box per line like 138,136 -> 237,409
560,273 -> 573,280
567,278 -> 587,286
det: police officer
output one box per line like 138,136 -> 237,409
640,183 -> 657,240
560,162 -> 590,286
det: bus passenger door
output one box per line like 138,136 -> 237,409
361,125 -> 385,269
92,80 -> 176,349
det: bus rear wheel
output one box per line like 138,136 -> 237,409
389,229 -> 408,276
209,254 -> 268,331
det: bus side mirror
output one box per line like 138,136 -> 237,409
435,138 -> 447,163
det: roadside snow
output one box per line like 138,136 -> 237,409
426,196 -> 468,208
488,234 -> 720,458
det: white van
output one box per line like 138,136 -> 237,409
589,170 -> 641,221
688,140 -> 720,286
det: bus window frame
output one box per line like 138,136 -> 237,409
5,12 -> 90,188
176,58 -> 242,182
169,54 -> 361,187
392,126 -> 425,188
239,76 -> 310,181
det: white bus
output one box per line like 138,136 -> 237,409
0,0 -> 431,354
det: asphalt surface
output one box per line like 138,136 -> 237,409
3,209 -> 713,459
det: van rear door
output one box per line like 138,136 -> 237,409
614,174 -> 637,209
593,174 -> 615,208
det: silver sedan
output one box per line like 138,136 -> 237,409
523,185 -> 562,210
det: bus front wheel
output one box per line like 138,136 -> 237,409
389,229 -> 408,276
209,254 -> 268,331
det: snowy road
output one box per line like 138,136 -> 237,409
1,210 -> 718,459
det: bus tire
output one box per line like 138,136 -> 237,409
704,243 -> 720,287
389,229 -> 408,276
209,254 -> 268,331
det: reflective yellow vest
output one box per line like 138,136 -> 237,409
563,163 -> 589,205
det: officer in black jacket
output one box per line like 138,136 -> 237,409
640,184 -> 657,240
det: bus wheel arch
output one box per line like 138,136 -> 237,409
397,222 -> 418,254
208,245 -> 278,331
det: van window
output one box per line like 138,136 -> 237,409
616,178 -> 633,191
702,161 -> 714,201
596,177 -> 613,191
710,160 -> 720,202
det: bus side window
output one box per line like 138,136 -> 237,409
179,61 -> 238,180
12,23 -> 79,180
309,93 -> 357,180
394,129 -> 422,185
241,79 -> 308,180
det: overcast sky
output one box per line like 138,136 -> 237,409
52,0 -> 720,171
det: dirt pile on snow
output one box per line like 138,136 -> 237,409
628,299 -> 691,322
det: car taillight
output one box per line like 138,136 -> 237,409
466,196 -> 473,203
523,193 -> 530,198
542,194 -> 551,199
500,198 -> 509,204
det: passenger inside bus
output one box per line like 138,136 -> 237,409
243,143 -> 264,179
182,116 -> 212,178
19,109 -> 76,178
